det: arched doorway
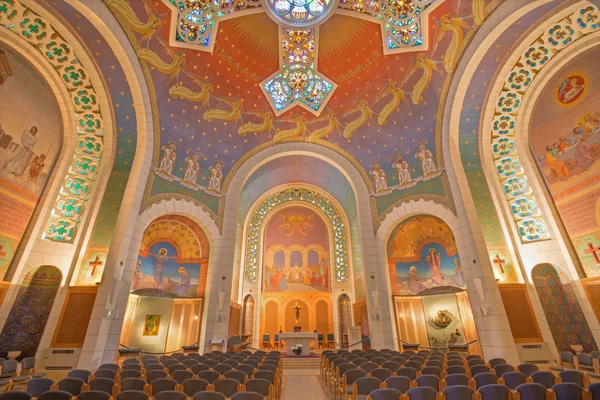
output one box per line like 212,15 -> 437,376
242,294 -> 255,341
532,263 -> 597,352
120,215 -> 209,353
0,265 -> 62,357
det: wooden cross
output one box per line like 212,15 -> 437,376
0,245 -> 6,258
585,242 -> 600,264
89,256 -> 104,277
493,254 -> 506,274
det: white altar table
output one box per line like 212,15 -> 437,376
279,332 -> 318,356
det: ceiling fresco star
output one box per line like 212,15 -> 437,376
105,0 -> 498,228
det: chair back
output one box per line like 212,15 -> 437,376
515,383 -> 548,400
384,376 -> 410,394
382,362 -> 401,371
473,372 -> 498,389
93,370 -> 117,380
416,374 -> 440,390
231,393 -> 263,400
488,359 -> 507,369
89,378 -> 116,395
360,362 -> 379,373
446,366 -> 466,376
120,378 -> 147,392
405,386 -> 437,400
420,366 -> 441,378
367,388 -> 402,400
191,364 -> 210,375
192,392 -> 227,400
353,377 -> 382,396
442,385 -> 474,400
395,367 -> 418,381
531,371 -> 556,389
517,363 -> 539,377
0,392 -> 32,400
67,370 -> 91,382
492,364 -> 514,378
38,391 -> 73,400
224,370 -> 248,384
444,374 -> 469,387
57,377 -> 85,396
478,384 -> 510,400
98,364 -> 119,372
150,378 -> 178,395
404,361 -> 422,371
551,382 -> 584,400
115,390 -> 150,400
559,352 -> 576,368
253,370 -> 275,384
154,391 -> 187,400
502,372 -> 527,389
25,378 -> 54,397
198,370 -> 221,384
181,378 -> 210,396
370,368 -> 392,381
469,365 -> 490,376
76,391 -> 112,400
172,370 -> 194,384
558,369 -> 584,387
244,378 -> 272,397
213,378 -> 241,398
213,364 -> 233,375
146,370 -> 168,383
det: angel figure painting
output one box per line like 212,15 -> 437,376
263,207 -> 331,293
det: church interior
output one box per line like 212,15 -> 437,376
1,0 -> 600,399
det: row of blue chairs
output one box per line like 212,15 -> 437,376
0,389 -> 267,400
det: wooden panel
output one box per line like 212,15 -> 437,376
498,283 -> 543,343
0,281 -> 10,306
582,277 -> 600,323
119,295 -> 140,347
393,297 -> 429,348
353,299 -> 369,336
228,301 -> 242,336
165,298 -> 203,351
455,291 -> 482,356
51,287 -> 98,348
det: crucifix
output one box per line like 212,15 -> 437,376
89,256 -> 104,277
493,254 -> 506,274
292,301 -> 302,325
585,242 -> 600,264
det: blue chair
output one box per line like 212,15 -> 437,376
492,364 -> 514,378
415,375 -> 439,390
442,385 -> 475,400
367,388 -> 402,400
478,384 -> 510,400
37,391 -> 73,400
551,382 -> 586,400
76,391 -> 112,400
154,391 -> 187,400
502,371 -> 526,389
517,364 -> 539,377
488,359 -> 507,369
395,367 -> 417,381
405,386 -> 437,400
420,366 -> 441,378
443,374 -> 469,387
472,372 -> 498,389
0,392 -> 32,400
181,378 -> 210,397
558,369 -> 584,386
384,376 -> 410,394
531,371 -> 557,389
25,378 -> 53,397
515,383 -> 548,400
588,382 -> 600,399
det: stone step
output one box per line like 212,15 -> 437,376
282,357 -> 321,369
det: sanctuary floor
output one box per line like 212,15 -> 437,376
281,369 -> 327,400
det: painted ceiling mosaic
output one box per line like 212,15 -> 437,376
105,0 -> 499,227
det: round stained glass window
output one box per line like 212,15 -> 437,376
265,0 -> 335,27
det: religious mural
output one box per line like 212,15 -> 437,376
530,46 -> 600,277
129,215 -> 209,298
105,0 -> 500,228
387,215 -> 465,296
0,266 -> 62,358
263,206 -> 330,293
0,46 -> 62,280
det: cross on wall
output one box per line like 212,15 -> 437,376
89,256 -> 104,277
585,242 -> 600,264
493,254 -> 506,274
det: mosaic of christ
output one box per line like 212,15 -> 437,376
262,206 -> 330,293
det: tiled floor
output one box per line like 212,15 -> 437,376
281,369 -> 328,399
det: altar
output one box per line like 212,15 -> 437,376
279,332 -> 318,356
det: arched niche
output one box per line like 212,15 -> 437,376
0,265 -> 62,357
284,299 -> 309,333
0,45 -> 63,280
531,263 -> 597,352
264,300 -> 279,340
242,294 -> 255,338
387,214 -> 481,353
